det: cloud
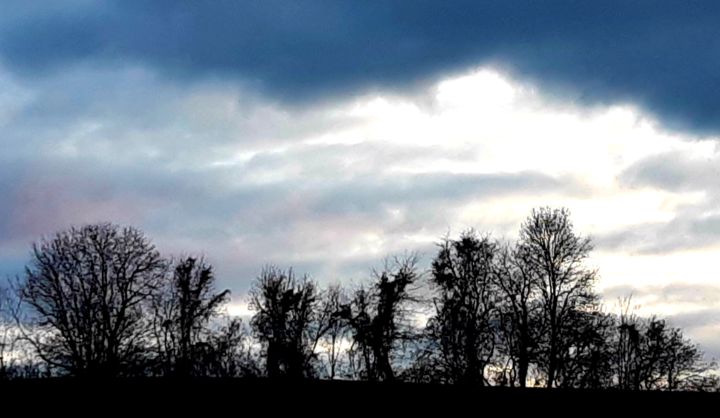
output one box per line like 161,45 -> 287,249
0,66 -> 563,286
0,148 -> 571,293
602,283 -> 720,308
0,62 -> 610,294
591,148 -> 720,254
621,151 -> 720,193
594,216 -> 720,255
2,1 -> 720,135
0,58 -> 718,356
3,1 -> 720,363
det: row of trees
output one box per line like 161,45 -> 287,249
0,224 -> 257,379
0,208 -> 716,390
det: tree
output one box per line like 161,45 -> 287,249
316,284 -> 350,379
617,314 -> 706,391
517,207 -> 599,387
342,254 -> 420,382
662,323 -> 704,390
17,223 -> 167,377
151,256 -> 230,377
556,309 -> 615,389
493,243 -> 541,387
427,231 -> 498,385
0,284 -> 16,379
613,297 -> 644,390
191,317 -> 262,378
249,266 -> 321,379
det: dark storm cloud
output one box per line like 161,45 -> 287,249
2,1 -> 720,133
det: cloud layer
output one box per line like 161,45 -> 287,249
2,3 -> 720,357
2,1 -> 720,134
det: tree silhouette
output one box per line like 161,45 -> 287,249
0,285 -> 14,379
427,231 -> 498,385
614,298 -> 643,390
151,256 -> 230,377
249,266 -> 321,379
1,284 -> 46,379
616,314 -> 706,390
316,284 -> 350,379
557,309 -> 615,389
17,223 -> 166,377
342,254 -> 421,382
0,209 -> 715,390
493,243 -> 542,387
191,317 -> 261,378
516,207 -> 599,387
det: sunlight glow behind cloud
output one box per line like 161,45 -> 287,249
2,63 -> 720,357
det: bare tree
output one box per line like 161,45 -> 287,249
0,284 -> 16,379
427,231 -> 498,385
609,296 -> 708,391
634,317 -> 704,390
556,308 -> 615,389
249,266 -> 321,379
517,207 -> 599,387
342,254 -> 421,382
614,297 -> 643,390
17,223 -> 167,377
662,323 -> 705,390
1,283 -> 47,379
493,243 -> 541,387
192,317 -> 262,378
151,256 -> 230,377
316,284 -> 350,379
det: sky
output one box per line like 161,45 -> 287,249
1,1 -> 720,358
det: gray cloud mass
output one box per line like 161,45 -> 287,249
1,1 -> 719,134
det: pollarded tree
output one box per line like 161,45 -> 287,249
517,207 -> 599,387
151,256 -> 230,377
249,266 -> 322,379
427,231 -> 499,385
343,254 -> 421,382
18,223 -> 167,377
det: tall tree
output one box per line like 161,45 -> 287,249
614,298 -> 643,390
427,231 -> 498,385
493,243 -> 541,387
151,256 -> 230,377
249,266 -> 321,379
517,207 -> 599,387
17,223 -> 166,377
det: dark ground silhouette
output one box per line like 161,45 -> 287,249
0,377 -> 717,414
